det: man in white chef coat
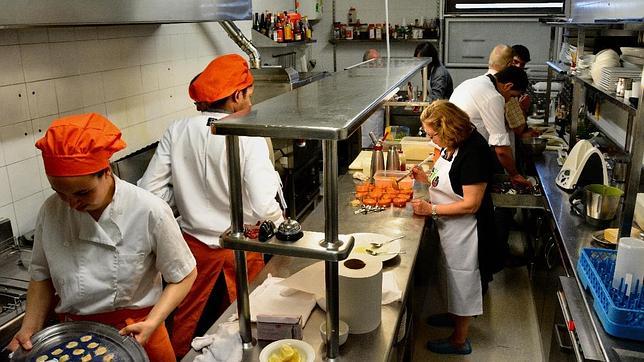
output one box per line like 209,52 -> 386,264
138,54 -> 284,358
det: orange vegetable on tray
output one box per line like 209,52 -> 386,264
378,198 -> 392,207
355,183 -> 369,193
362,198 -> 377,206
392,197 -> 407,208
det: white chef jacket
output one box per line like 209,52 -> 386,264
29,176 -> 196,315
137,112 -> 283,247
449,75 -> 511,147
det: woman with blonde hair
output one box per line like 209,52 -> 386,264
411,100 -> 500,355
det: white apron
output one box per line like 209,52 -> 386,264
428,148 -> 483,316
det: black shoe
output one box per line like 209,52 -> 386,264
425,313 -> 454,327
426,338 -> 472,355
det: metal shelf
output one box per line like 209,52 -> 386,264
546,61 -> 570,75
585,112 -> 627,150
251,29 -> 316,48
573,76 -> 638,116
330,38 -> 439,44
220,231 -> 355,261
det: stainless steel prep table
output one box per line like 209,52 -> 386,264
535,151 -> 644,361
182,174 -> 426,361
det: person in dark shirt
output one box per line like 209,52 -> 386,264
411,100 -> 502,355
414,42 -> 454,101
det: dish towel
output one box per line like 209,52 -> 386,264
192,322 -> 242,362
249,274 -> 317,325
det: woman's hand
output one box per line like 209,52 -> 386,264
120,319 -> 160,345
411,199 -> 432,216
7,327 -> 37,352
410,166 -> 428,184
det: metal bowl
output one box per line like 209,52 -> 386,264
521,137 -> 548,156
11,321 -> 148,361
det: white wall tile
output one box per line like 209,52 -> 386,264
77,40 -> 106,74
138,37 -> 158,65
0,204 -> 17,237
17,28 -> 48,44
79,73 -> 105,107
141,64 -> 159,93
101,38 -> 141,71
20,44 -> 53,82
0,121 -> 36,165
75,27 -> 98,41
156,34 -> 185,62
14,191 -> 44,235
7,157 -> 41,201
37,158 -> 49,190
0,138 -> 5,166
157,61 -> 178,89
0,166 -> 12,207
49,42 -> 80,78
82,103 -> 107,115
0,83 -> 30,127
0,46 -> 24,86
126,96 -> 146,125
32,115 -> 58,140
54,76 -> 83,112
48,27 -> 76,42
105,99 -> 129,129
102,67 -> 143,102
26,80 -> 58,118
143,90 -> 164,121
0,30 -> 19,46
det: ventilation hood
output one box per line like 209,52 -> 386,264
0,0 -> 251,27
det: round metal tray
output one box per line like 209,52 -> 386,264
591,230 -> 617,249
11,321 -> 148,362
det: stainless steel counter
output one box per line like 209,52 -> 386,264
534,152 -> 644,361
182,174 -> 426,361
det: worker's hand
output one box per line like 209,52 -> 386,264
519,94 -> 531,113
410,166 -> 428,184
120,319 -> 158,345
510,174 -> 533,188
7,327 -> 36,352
524,127 -> 542,138
411,199 -> 432,216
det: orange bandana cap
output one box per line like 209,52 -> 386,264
35,113 -> 126,177
189,54 -> 254,104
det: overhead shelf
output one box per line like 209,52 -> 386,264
573,75 -> 638,116
251,29 -> 316,48
586,111 -> 627,150
330,38 -> 438,44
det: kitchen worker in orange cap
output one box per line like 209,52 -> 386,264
138,53 -> 284,357
7,113 -> 197,362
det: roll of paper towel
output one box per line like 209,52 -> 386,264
339,257 -> 382,334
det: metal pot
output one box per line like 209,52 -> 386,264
570,184 -> 623,227
521,137 -> 548,156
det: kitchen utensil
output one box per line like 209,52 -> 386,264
520,137 -> 548,156
350,233 -> 402,262
11,321 -> 148,362
275,218 -> 304,242
259,339 -> 315,362
396,154 -> 434,184
570,184 -> 623,228
369,234 -> 405,248
365,249 -> 406,256
556,140 -> 608,191
386,145 -> 400,170
320,320 -> 349,346
370,144 -> 385,179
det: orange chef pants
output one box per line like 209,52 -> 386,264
60,307 -> 174,362
171,232 -> 264,358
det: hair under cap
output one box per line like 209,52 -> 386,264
188,54 -> 254,104
35,113 -> 126,177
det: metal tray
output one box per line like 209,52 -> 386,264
11,321 -> 148,362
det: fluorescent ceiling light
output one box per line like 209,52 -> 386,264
455,2 -> 563,9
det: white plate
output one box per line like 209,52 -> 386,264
259,339 -> 316,362
350,233 -> 402,262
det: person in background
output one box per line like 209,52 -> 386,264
511,44 -> 533,115
487,44 -> 514,74
8,114 -> 197,362
414,42 -> 454,101
138,54 -> 284,358
411,100 -> 498,355
363,48 -> 380,61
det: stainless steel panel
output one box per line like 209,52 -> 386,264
445,18 -> 551,68
211,58 -> 431,140
0,0 -> 251,27
571,0 -> 644,23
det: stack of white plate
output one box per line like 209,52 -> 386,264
620,47 -> 644,70
598,67 -> 641,93
591,49 -> 621,84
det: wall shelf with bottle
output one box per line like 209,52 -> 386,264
329,38 -> 438,45
252,29 -> 316,48
252,10 -> 315,47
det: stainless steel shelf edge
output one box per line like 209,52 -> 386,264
211,58 -> 431,140
573,76 -> 637,116
585,112 -> 627,150
546,61 -> 569,75
220,231 -> 355,261
251,29 -> 316,48
330,38 -> 439,44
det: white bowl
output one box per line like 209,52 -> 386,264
320,320 -> 349,346
259,339 -> 316,362
620,47 -> 644,58
622,55 -> 644,68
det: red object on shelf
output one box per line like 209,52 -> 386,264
567,320 -> 576,332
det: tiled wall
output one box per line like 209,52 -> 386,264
0,21 -> 252,237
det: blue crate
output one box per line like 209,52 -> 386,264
577,248 -> 644,341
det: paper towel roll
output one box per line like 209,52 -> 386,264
339,257 -> 382,334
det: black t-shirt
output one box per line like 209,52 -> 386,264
449,130 -> 503,282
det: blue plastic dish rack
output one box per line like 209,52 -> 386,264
577,248 -> 644,341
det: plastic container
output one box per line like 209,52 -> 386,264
400,136 -> 434,162
374,170 -> 413,190
577,248 -> 644,341
385,126 -> 410,142
612,237 -> 644,294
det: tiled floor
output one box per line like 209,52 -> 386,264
412,231 -> 544,362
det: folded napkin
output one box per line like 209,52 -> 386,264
192,322 -> 242,362
249,274 -> 317,325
